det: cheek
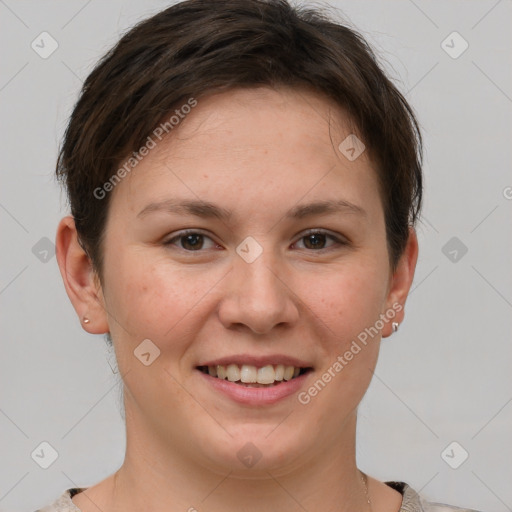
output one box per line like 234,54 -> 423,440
296,262 -> 387,421
304,258 -> 388,339
105,253 -> 220,345
114,270 -> 178,335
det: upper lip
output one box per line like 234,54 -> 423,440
197,354 -> 314,368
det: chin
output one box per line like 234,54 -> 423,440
195,422 -> 308,475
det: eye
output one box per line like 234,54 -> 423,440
293,229 -> 346,251
163,228 -> 347,253
163,230 -> 219,251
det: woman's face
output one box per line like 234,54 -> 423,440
91,87 -> 413,475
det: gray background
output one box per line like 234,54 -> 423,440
1,1 -> 511,511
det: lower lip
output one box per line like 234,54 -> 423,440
196,369 -> 311,405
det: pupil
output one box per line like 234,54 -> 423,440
305,234 -> 325,249
183,234 -> 202,250
181,234 -> 326,251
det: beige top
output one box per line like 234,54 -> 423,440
35,482 -> 483,512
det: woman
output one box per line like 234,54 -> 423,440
38,0 -> 482,511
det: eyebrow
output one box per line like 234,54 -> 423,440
137,198 -> 367,221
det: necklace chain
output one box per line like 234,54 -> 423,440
360,472 -> 372,512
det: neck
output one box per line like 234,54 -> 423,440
102,408 -> 371,512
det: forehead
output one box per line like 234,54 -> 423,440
169,86 -> 358,155
110,86 -> 382,223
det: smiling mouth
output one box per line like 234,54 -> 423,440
196,364 -> 313,387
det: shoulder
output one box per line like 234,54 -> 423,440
35,483 -> 485,512
34,488 -> 86,512
386,481 -> 484,512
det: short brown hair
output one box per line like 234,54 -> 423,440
56,0 -> 423,277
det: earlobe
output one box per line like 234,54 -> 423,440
382,226 -> 419,338
55,216 -> 110,334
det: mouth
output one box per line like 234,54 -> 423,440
196,364 -> 314,388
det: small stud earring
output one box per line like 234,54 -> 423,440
83,317 -> 91,324
392,322 -> 399,333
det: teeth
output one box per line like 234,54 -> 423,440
240,365 -> 257,383
257,365 -> 275,384
283,365 -> 295,381
217,365 -> 227,380
204,364 -> 306,384
226,364 -> 241,382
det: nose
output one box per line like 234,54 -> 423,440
217,246 -> 300,335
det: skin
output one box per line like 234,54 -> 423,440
56,86 -> 418,512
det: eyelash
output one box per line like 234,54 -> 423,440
163,229 -> 347,253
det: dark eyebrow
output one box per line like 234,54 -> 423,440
286,199 -> 367,219
137,198 -> 367,220
137,199 -> 233,220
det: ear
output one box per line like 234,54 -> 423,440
381,226 -> 419,338
55,215 -> 109,334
